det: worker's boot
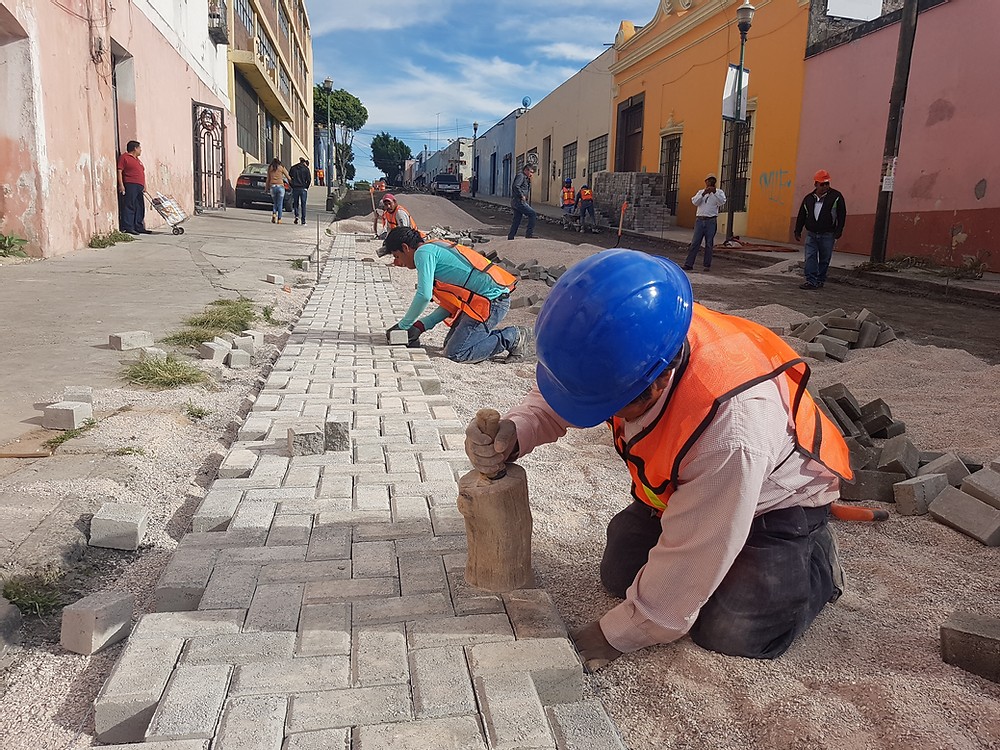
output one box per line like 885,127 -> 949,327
507,326 -> 535,360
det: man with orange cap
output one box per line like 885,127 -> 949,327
794,170 -> 847,290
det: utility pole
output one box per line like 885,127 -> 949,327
870,0 -> 920,263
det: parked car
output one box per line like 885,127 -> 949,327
430,173 -> 461,198
235,163 -> 292,211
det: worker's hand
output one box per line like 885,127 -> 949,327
571,620 -> 623,673
385,324 -> 400,344
465,416 -> 517,476
118,185 -> 125,195
407,321 -> 425,348
794,233 -> 802,243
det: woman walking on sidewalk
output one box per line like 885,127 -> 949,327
266,158 -> 290,224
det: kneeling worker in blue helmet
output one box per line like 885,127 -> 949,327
379,227 -> 531,362
465,249 -> 853,670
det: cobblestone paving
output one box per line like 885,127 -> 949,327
93,235 -> 627,750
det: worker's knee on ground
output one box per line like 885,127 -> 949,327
599,561 -> 632,600
688,615 -> 795,660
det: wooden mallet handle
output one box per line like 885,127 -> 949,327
476,408 -> 507,480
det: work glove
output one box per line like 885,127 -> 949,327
465,416 -> 518,477
571,620 -> 623,673
407,320 -> 425,348
385,324 -> 400,344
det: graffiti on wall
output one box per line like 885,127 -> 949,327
758,167 -> 793,205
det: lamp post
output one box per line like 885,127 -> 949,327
323,76 -> 334,197
724,1 -> 755,242
472,121 -> 479,197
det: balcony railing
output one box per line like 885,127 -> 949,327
209,0 -> 229,45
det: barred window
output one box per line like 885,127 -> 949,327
234,72 -> 259,156
257,29 -> 277,71
279,67 -> 291,100
234,0 -> 253,31
516,154 -> 525,173
721,113 -> 754,212
562,142 -> 577,181
278,4 -> 290,38
659,135 -> 682,215
587,134 -> 608,175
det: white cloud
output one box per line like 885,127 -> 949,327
306,0 -> 453,34
536,42 -> 606,62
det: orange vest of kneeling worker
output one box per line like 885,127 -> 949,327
611,304 -> 853,513
431,242 -> 517,325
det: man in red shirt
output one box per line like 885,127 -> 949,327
117,140 -> 148,235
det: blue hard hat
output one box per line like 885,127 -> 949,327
535,249 -> 693,428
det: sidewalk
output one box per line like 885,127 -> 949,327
91,234 -> 625,749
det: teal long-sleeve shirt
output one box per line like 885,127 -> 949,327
397,241 -> 510,330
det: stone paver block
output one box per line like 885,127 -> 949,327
94,637 -> 185,743
297,603 -> 351,657
410,646 -> 476,719
839,469 -> 904,503
918,452 -> 971,487
193,489 -> 243,532
418,378 -> 441,396
287,684 -> 411,732
400,555 -> 447,595
893,474 -> 948,516
140,346 -> 169,362
388,329 -> 409,346
407,614 -> 514,650
304,578 -> 398,606
288,425 -> 326,456
283,729 -> 350,750
230,500 -> 278,534
182,632 -> 296,666
872,420 -> 906,439
353,592 -> 452,626
1,596 -> 22,654
804,342 -> 826,360
215,695 -> 287,750
132,609 -> 245,639
546,700 -> 628,750
878,435 -> 919,478
110,330 -> 154,350
259,559 -> 351,585
90,502 -> 150,551
354,624 -> 409,686
218,449 -> 257,479
929,487 -> 1000,546
225,349 -> 251,369
245,583 -> 305,632
354,717 -> 487,750
232,656 -> 350,696
352,540 -> 397,578
856,321 -> 881,349
268,514 -> 313,547
217,545 -> 306,566
146,664 -> 232,742
63,385 -> 93,404
814,335 -> 848,362
502,590 -> 568,640
474,672 -> 555,750
60,591 -> 134,655
199,565 -> 259,610
859,399 -> 893,436
199,342 -> 229,362
152,549 -> 220,612
232,335 -> 255,354
941,610 -> 1000,684
445,572 -> 505,617
794,319 -> 826,343
306,524 -> 352,561
961,469 -> 1000,511
266,274 -> 284,284
325,421 -> 350,451
98,742 -> 209,750
42,400 -> 93,430
242,330 -> 264,348
467,639 -> 582,706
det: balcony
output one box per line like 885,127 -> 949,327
230,41 -> 292,122
208,0 -> 229,45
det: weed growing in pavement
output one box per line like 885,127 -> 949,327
262,305 -> 276,323
162,326 -> 225,347
121,356 -> 209,388
185,401 -> 210,420
939,251 -> 990,281
42,418 -> 98,450
185,298 -> 257,333
2,566 -> 66,616
88,230 -> 136,249
290,258 -> 305,270
0,233 -> 29,257
111,446 -> 147,457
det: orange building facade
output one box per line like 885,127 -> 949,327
610,0 -> 810,241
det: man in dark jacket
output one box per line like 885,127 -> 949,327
507,164 -> 537,240
289,158 -> 312,225
794,169 -> 846,290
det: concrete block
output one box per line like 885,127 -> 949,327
822,397 -> 862,438
218,449 -> 256,479
242,330 -> 264,348
502,589 -> 568,640
918,452 -> 970,487
817,307 -> 847,323
825,316 -> 862,330
212,336 -> 233,349
286,685 -> 411,732
266,274 -> 284,284
528,302 -> 543,316
60,591 -> 134,655
225,349 -> 251,369
928,487 -> 1000,545
353,624 -> 409,687
819,384 -> 863,421
42,400 -> 93,430
182,632 -> 296,666
97,742 -> 209,750
288,425 -> 325,456
215,695 -> 287,750
353,593 -> 452,626
961,469 -> 1000,510
546,700 -> 629,750
795,319 -> 827,343
151,550 -> 219,612
805,342 -> 826,360
110,330 -> 154,350
94,637 -> 185,743
388,329 -> 409,346
893,473 -> 948,516
231,656 -> 349,696
510,296 -> 532,309
63,386 -> 93,404
232,335 -> 255,354
140,346 -> 168,362
90,502 -> 150,551
192,489 -> 242,533
920,451 -> 946,465
767,325 -> 788,336
839,469 -> 905,503
199,564 -> 258,610
845,437 -> 880,471
1,596 -> 23,654
145,664 -> 232,741
941,610 -> 1000,684
875,327 -> 897,346
301,259 -> 311,272
814,334 -> 848,362
467,638 -> 583,705
283,729 -> 350,750
860,399 -> 893,436
826,327 -> 860,344
406,614 -> 513,650
354,717 -> 487,750
474,672 -> 553,750
132,609 -> 245,639
410,646 -> 477,719
418,377 -> 441,395
325,421 -> 350,451
989,458 -> 1000,473
198,342 -> 228,362
856,308 -> 884,326
296,603 -> 351,657
878,435 -> 919,478
856,321 -> 881,348
871,420 -> 906,439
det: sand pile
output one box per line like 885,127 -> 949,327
397,194 -> 491,231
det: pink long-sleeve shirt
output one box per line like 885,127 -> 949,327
504,377 -> 839,654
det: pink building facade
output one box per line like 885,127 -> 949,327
0,0 -> 238,257
795,0 -> 999,272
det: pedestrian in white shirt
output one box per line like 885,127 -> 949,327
684,174 -> 727,271
465,250 -> 853,671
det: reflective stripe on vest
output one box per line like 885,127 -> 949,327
580,188 -> 593,201
562,188 -> 575,206
383,206 -> 417,231
610,304 -> 853,512
430,241 -> 518,325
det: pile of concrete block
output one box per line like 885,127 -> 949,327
423,226 -> 492,245
41,385 -> 95,431
790,308 -> 896,361
198,330 -> 261,370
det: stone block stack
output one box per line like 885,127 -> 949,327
592,171 -> 675,233
790,308 -> 896,361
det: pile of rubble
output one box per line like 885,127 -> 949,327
423,225 -> 492,245
198,329 -> 263,370
819,381 -> 1000,546
789,307 -> 897,361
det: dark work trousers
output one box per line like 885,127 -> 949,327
120,183 -> 146,233
507,201 -> 537,239
685,216 -> 717,269
292,187 -> 308,223
601,500 -> 839,659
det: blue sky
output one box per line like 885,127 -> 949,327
303,0 -> 656,182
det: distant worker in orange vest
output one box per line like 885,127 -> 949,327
576,183 -> 596,233
373,193 -> 417,238
378,227 -> 531,363
559,178 -> 577,230
464,249 -> 852,670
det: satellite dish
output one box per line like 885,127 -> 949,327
521,96 -> 531,108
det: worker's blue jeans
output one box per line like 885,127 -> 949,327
508,202 -> 536,239
601,501 -> 839,659
291,188 -> 308,223
804,231 -> 836,286
685,216 -> 718,269
441,296 -> 518,363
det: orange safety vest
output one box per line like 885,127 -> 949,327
383,205 -> 417,232
561,187 -> 575,206
429,241 -> 518,326
579,188 -> 594,202
610,304 -> 853,513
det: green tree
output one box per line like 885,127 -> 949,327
314,85 -> 367,185
370,132 -> 412,185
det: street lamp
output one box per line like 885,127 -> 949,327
472,121 -> 479,197
724,1 -> 755,242
323,76 -> 333,197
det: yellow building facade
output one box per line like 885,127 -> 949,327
610,0 -> 809,241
